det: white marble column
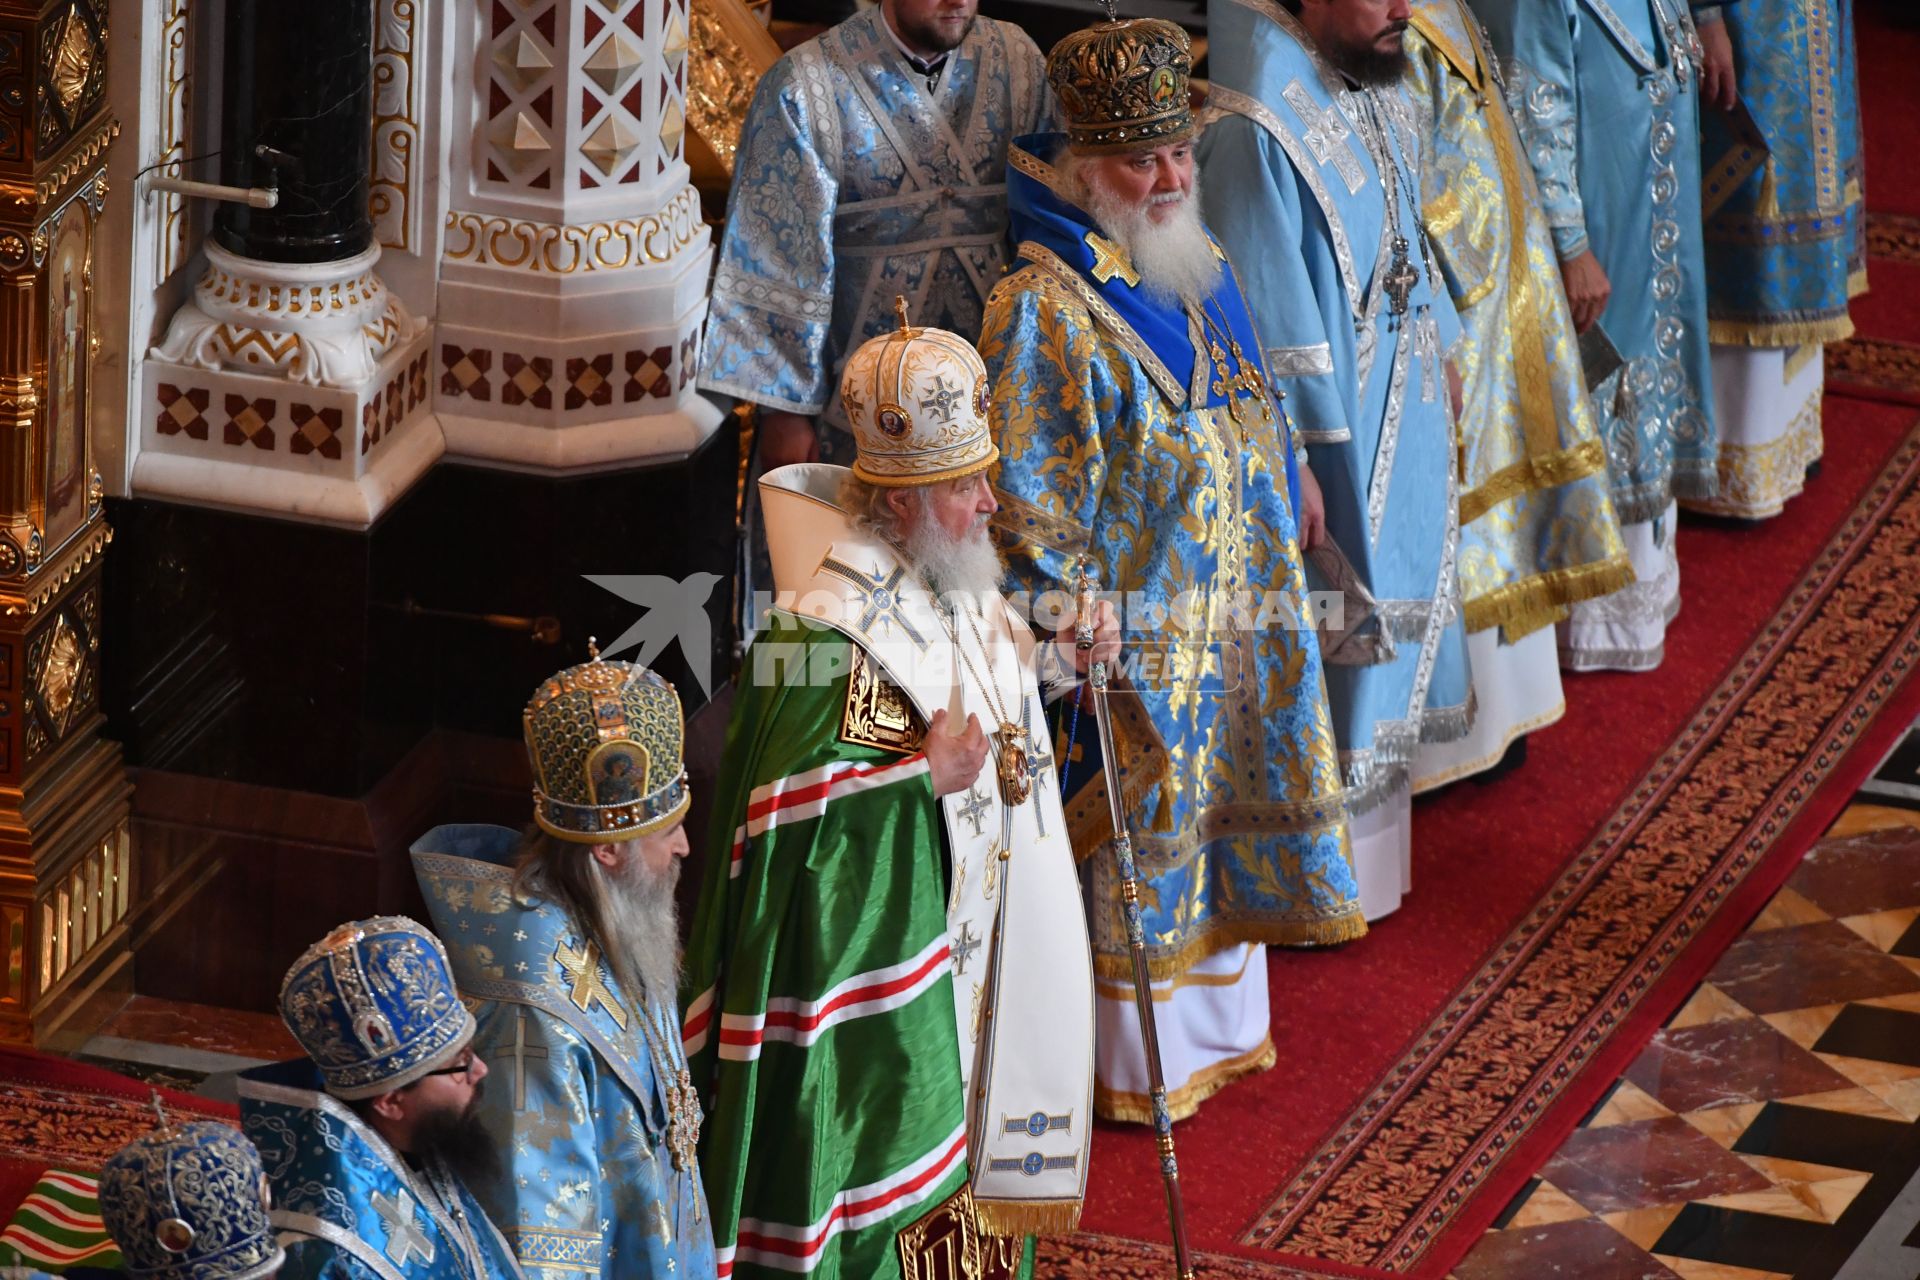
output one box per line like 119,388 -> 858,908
434,0 -> 719,469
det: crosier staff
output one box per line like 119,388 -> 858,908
1076,561 -> 1197,1280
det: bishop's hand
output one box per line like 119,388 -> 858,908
926,709 -> 990,797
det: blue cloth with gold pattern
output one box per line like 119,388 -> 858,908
1699,0 -> 1865,345
100,1121 -> 283,1280
982,136 -> 1363,980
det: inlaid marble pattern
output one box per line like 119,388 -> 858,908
1461,717 -> 1920,1280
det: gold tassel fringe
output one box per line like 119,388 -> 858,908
973,1198 -> 1083,1238
1091,912 -> 1368,984
1094,1038 -> 1278,1125
1708,315 -> 1856,348
1500,604 -> 1568,644
1462,554 -> 1637,636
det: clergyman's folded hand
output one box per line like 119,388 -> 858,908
926,709 -> 990,797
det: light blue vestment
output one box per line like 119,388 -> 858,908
1700,0 -> 1865,344
1199,0 -> 1472,812
698,9 -> 1052,433
412,827 -> 717,1280
1472,0 -> 1721,523
238,1061 -> 524,1280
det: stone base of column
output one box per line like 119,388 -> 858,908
433,188 -> 719,472
135,243 -> 442,527
136,332 -> 442,527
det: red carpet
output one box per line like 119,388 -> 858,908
0,1049 -> 235,1223
1048,5 -> 1920,1275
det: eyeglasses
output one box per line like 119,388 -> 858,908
419,1050 -> 478,1081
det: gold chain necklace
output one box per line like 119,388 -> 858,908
1197,301 -> 1274,427
938,597 -> 1033,807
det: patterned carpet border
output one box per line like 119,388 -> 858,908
1865,210 -> 1920,265
0,1070 -> 234,1171
1217,419 -> 1920,1273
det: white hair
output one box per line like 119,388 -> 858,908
838,472 -> 1007,604
1056,149 -> 1223,310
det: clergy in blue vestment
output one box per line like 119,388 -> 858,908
1473,0 -> 1722,670
1689,0 -> 1865,519
1403,0 -> 1633,790
698,0 -> 1053,471
412,653 -> 716,1280
981,16 -> 1360,1122
1199,0 -> 1472,917
239,917 -> 525,1280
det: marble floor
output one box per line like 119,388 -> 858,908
1458,715 -> 1920,1280
70,720 -> 1920,1279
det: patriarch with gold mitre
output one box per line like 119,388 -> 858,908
979,12 -> 1358,1123
682,306 -> 1112,1279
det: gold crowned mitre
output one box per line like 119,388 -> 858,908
1046,16 -> 1194,155
840,297 -> 998,488
523,644 -> 690,842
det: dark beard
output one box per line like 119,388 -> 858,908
1332,31 -> 1409,86
412,1092 -> 501,1187
895,9 -> 974,54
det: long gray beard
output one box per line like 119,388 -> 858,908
595,854 -> 681,1011
1080,173 -> 1223,310
904,514 -> 1006,608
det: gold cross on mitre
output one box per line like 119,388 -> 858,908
554,937 -> 628,1029
1085,233 -> 1140,288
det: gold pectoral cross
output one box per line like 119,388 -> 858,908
1085,233 -> 1140,288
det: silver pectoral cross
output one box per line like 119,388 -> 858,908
1383,239 -> 1419,318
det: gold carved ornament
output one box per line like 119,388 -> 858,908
896,1187 -> 1024,1280
840,647 -> 925,755
34,614 -> 86,731
50,6 -> 98,115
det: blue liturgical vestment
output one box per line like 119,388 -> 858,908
412,826 -> 717,1280
1199,0 -> 1472,813
698,9 -> 1052,434
1700,0 -> 1865,345
981,136 -> 1362,991
1473,0 -> 1722,524
237,1060 -> 524,1280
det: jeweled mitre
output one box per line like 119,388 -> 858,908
1046,17 -> 1194,155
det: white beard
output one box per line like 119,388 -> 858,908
597,852 -> 681,1009
1077,169 -> 1223,310
904,512 -> 1007,609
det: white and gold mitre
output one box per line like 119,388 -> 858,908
839,297 -> 999,488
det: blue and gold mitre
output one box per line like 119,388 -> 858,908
524,645 -> 690,843
100,1117 -> 284,1280
277,916 -> 474,1099
1046,15 -> 1194,155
